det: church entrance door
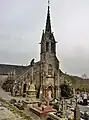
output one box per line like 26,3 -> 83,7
47,86 -> 53,100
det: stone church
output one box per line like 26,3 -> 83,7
1,2 -> 62,100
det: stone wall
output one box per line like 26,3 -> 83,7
0,75 -> 8,86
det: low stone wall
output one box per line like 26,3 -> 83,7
0,75 -> 8,86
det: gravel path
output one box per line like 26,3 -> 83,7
0,105 -> 21,120
0,87 -> 25,101
0,87 -> 12,101
0,87 -> 32,120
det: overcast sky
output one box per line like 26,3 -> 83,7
0,0 -> 89,77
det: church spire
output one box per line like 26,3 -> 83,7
45,0 -> 51,33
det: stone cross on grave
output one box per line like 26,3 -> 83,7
75,96 -> 77,106
61,100 -> 63,110
70,99 -> 73,106
61,99 -> 66,116
74,96 -> 80,120
65,100 -> 67,111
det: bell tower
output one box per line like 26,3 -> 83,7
40,2 -> 57,62
40,0 -> 60,100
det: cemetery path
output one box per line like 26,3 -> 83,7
0,87 -> 32,120
0,87 -> 12,101
0,87 -> 25,101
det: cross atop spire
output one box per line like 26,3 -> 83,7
45,0 -> 51,33
48,0 -> 50,6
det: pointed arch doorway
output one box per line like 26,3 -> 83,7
47,86 -> 53,100
23,83 -> 27,93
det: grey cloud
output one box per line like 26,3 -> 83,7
0,50 -> 38,65
0,0 -> 89,77
59,45 -> 89,77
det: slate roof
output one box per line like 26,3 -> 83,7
0,61 -> 41,75
0,64 -> 27,75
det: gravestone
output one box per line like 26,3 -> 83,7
74,105 -> 80,120
65,100 -> 67,111
61,99 -> 66,116
74,96 -> 80,120
70,99 -> 73,106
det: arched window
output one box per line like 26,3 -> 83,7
27,73 -> 30,79
51,42 -> 55,53
48,64 -> 53,75
46,42 -> 49,52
